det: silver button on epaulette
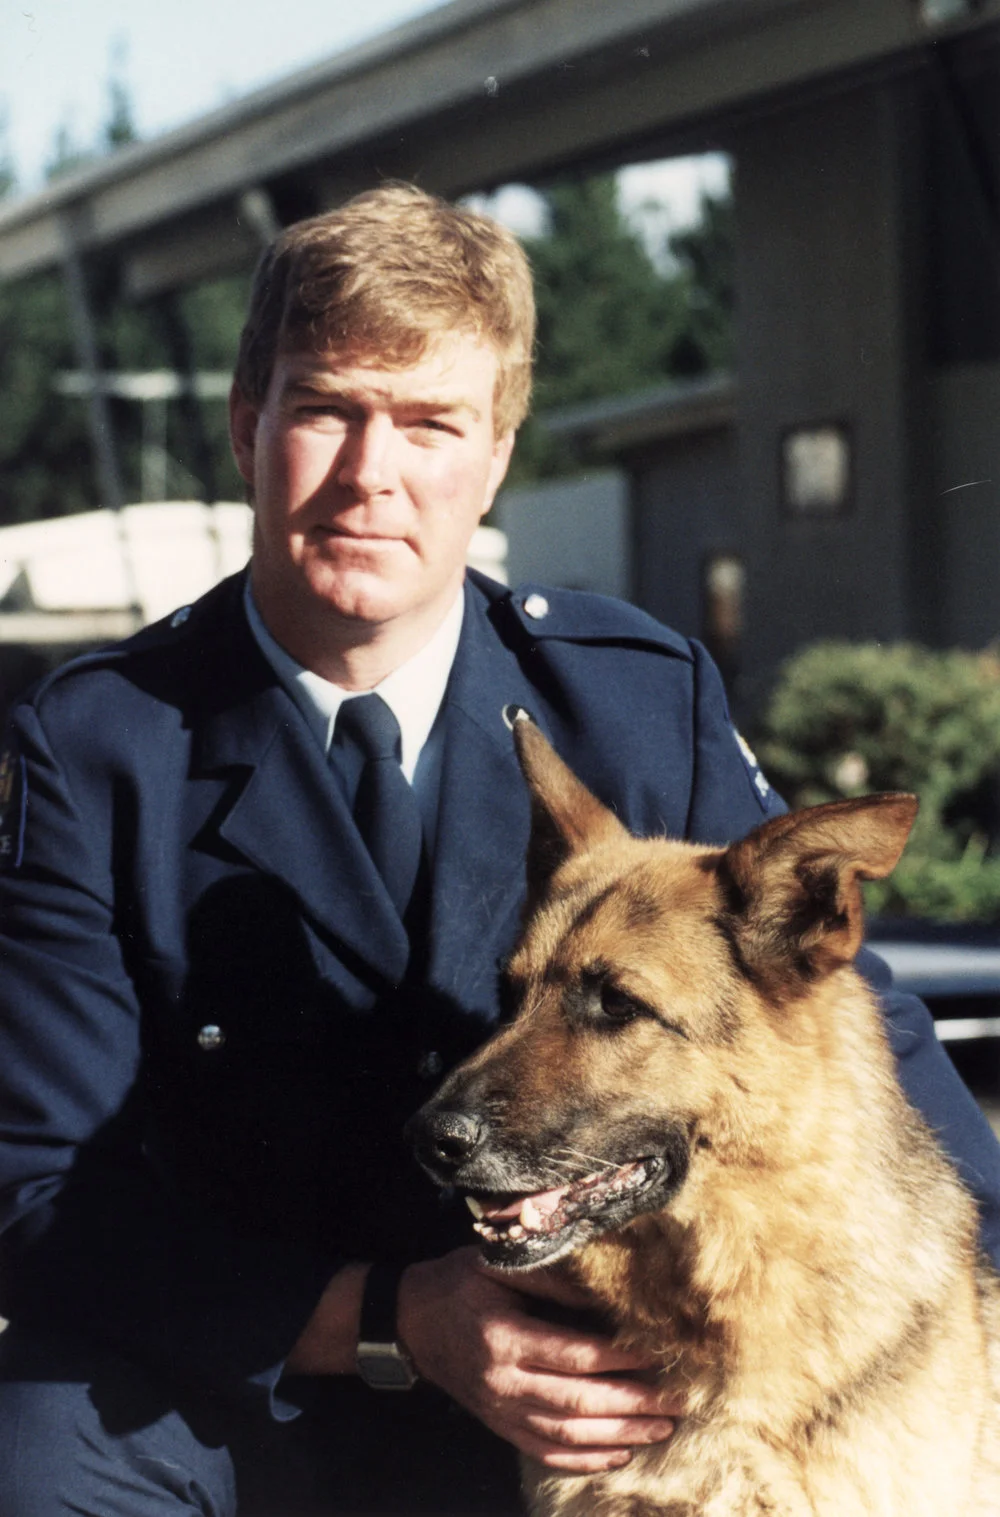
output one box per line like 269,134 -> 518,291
197,1024 -> 226,1052
171,606 -> 192,629
522,593 -> 549,620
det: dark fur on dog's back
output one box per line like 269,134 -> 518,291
412,724 -> 1000,1516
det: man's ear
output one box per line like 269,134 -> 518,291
513,718 -> 628,907
229,382 -> 259,487
718,793 -> 918,993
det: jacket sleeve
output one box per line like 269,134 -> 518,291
683,639 -> 1000,1265
0,696 -> 337,1418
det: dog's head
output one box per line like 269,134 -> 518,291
408,722 -> 917,1271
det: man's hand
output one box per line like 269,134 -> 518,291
397,1246 -> 679,1473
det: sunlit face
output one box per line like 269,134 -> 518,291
230,332 -> 515,668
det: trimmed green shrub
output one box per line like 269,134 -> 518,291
754,642 -> 1000,921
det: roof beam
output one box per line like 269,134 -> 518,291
0,0 -> 996,294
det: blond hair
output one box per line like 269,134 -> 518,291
233,183 -> 535,435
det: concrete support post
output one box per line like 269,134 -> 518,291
60,235 -> 126,513
149,293 -> 219,504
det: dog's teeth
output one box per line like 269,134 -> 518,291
520,1198 -> 544,1231
466,1196 -> 485,1219
508,1224 -> 525,1240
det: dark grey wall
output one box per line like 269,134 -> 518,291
932,363 -> 1000,649
733,83 -> 916,680
631,428 -> 740,640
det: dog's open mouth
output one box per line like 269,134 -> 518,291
463,1156 -> 665,1268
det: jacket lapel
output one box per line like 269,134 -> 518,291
425,583 -> 538,1011
192,595 -> 410,988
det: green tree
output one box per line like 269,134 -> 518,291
0,70 -> 248,522
0,109 -> 16,201
526,176 -> 693,409
105,39 -> 138,152
0,271 -> 97,520
755,641 -> 1000,922
44,123 -> 95,184
666,190 -> 735,376
507,174 -> 735,484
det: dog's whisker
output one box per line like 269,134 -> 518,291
554,1145 -> 619,1172
539,1157 -> 581,1182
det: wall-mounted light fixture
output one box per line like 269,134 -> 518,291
702,553 -> 745,680
780,422 -> 853,517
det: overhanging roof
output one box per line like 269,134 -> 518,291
544,373 -> 738,453
0,0 -> 997,297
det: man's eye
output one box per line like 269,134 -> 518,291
300,404 -> 346,419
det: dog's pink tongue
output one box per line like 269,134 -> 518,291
480,1184 -> 572,1227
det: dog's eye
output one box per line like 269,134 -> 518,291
599,983 -> 644,1024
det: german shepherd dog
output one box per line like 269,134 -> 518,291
410,721 -> 1000,1515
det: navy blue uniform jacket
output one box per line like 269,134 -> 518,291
1,568 -> 999,1417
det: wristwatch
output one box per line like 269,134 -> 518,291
356,1262 -> 419,1390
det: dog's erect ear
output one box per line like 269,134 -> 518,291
719,793 -> 918,989
513,719 -> 628,903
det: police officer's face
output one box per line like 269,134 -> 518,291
230,332 -> 514,662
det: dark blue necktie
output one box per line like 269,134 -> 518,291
334,693 -> 424,919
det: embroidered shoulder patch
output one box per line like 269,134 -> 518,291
732,727 -> 772,807
0,743 -> 27,871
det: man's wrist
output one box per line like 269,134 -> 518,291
285,1262 -> 370,1376
355,1262 -> 419,1390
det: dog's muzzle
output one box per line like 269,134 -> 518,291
407,1106 -> 486,1181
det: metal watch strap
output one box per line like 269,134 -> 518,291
356,1262 -> 419,1390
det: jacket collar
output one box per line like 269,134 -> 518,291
424,576 -> 537,1010
191,577 -> 410,986
188,571 -> 535,1002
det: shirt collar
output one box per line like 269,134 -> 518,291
243,577 -> 464,783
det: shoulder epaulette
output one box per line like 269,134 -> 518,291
503,582 -> 693,661
24,570 -> 242,707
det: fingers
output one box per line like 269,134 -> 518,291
500,1407 -> 675,1472
482,1366 -> 676,1468
524,1412 -> 676,1451
516,1437 -> 634,1474
515,1322 -> 659,1379
519,1371 -> 676,1422
397,1249 -> 679,1472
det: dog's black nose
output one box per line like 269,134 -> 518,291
410,1109 -> 484,1177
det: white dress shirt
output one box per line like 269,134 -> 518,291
243,578 -> 464,853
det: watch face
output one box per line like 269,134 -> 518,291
356,1341 -> 418,1390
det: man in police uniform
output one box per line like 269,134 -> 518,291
0,184 -> 998,1515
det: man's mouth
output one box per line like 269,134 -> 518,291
462,1155 -> 669,1269
318,526 -> 404,544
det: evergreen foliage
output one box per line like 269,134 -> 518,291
667,191 -> 735,376
0,76 -> 248,521
529,176 -> 695,406
0,111 -> 15,202
0,106 -> 734,511
755,642 -> 1000,921
508,173 -> 734,485
0,273 -> 97,520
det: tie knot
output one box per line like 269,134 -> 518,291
336,692 -> 401,764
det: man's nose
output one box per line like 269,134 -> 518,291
336,415 -> 396,496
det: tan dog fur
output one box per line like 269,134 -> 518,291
421,723 -> 1000,1516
